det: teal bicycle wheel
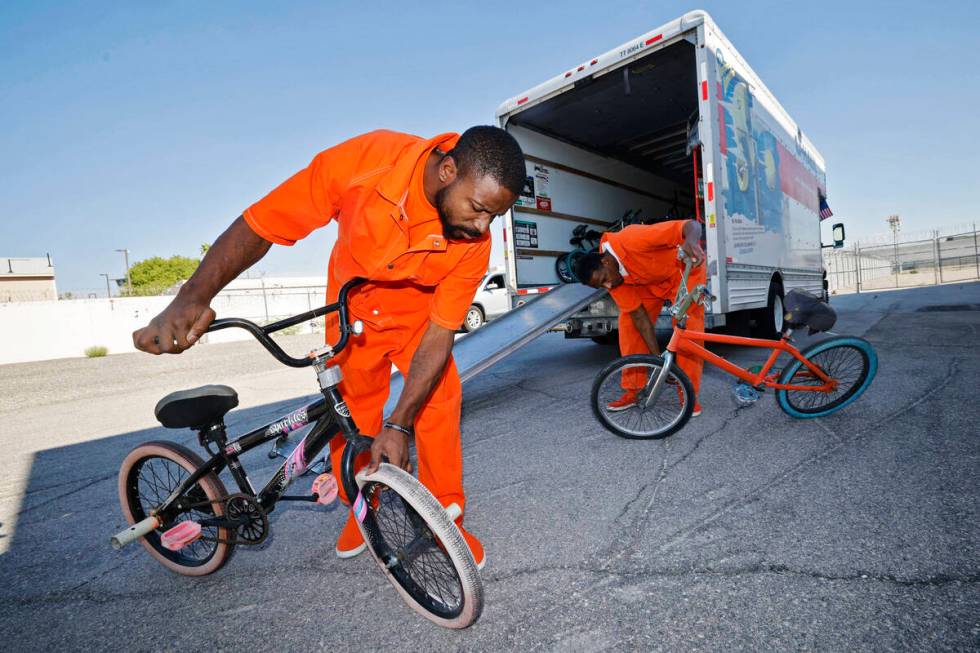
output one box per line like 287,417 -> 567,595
776,336 -> 877,418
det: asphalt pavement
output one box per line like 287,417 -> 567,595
1,282 -> 978,652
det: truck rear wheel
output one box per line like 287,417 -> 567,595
752,281 -> 784,340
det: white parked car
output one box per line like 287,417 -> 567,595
463,269 -> 509,332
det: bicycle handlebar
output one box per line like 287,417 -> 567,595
671,247 -> 715,323
205,277 -> 366,368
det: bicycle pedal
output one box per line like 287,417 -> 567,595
160,521 -> 202,551
311,473 -> 338,505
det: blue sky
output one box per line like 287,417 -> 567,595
2,1 -> 978,294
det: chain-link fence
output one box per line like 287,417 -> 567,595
824,226 -> 980,294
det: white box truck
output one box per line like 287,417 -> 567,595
496,10 -> 832,341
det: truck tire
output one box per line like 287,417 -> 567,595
752,281 -> 784,340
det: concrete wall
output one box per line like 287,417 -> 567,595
0,284 -> 327,365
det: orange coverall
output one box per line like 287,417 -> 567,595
602,221 -> 706,397
243,130 -> 491,514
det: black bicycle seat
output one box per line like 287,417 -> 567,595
154,385 -> 239,429
783,289 -> 837,334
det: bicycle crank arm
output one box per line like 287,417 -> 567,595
110,516 -> 159,549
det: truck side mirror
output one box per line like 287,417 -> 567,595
832,223 -> 845,249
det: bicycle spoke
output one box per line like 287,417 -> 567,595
786,345 -> 867,414
597,362 -> 686,437
365,482 -> 463,613
133,456 -> 219,565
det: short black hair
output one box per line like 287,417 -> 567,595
574,251 -> 605,285
446,126 -> 526,196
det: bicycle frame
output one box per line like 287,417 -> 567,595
152,278 -> 374,527
640,250 -> 836,407
155,389 -> 371,527
666,328 -> 836,392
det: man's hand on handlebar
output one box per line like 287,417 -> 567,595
367,427 -> 412,474
133,298 -> 216,355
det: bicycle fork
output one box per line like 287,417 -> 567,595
640,351 -> 677,408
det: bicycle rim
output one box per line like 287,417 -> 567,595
781,343 -> 871,415
592,356 -> 692,439
355,464 -> 481,628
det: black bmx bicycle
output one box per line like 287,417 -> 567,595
109,278 -> 483,628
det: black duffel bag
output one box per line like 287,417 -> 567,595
783,289 -> 837,334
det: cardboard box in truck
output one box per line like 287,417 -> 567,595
495,10 -> 834,341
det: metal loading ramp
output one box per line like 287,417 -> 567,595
384,283 -> 605,413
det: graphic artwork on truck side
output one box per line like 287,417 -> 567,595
714,47 -> 822,268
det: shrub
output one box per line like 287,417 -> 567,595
84,346 -> 109,358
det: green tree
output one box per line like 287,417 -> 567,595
126,255 -> 201,296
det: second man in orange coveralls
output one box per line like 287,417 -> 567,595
576,220 -> 707,416
132,127 -> 527,568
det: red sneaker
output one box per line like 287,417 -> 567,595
606,390 -> 639,412
335,512 -> 366,559
692,403 -> 702,417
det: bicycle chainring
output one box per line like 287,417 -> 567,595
224,493 -> 269,545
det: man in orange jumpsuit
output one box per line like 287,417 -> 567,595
133,127 -> 526,568
576,220 -> 706,415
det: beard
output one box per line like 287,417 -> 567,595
436,184 -> 482,240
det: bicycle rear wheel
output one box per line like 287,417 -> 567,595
355,464 -> 482,629
118,441 -> 233,576
591,354 -> 694,439
776,336 -> 878,418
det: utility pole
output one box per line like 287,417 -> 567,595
115,248 -> 132,294
886,214 -> 901,287
100,273 -> 112,298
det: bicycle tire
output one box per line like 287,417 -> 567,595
775,336 -> 878,418
355,463 -> 483,629
591,354 -> 694,439
555,252 -> 576,284
118,441 -> 234,576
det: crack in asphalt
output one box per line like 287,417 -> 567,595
653,357 -> 961,556
666,405 -> 747,473
491,557 -> 979,640
597,438 -> 671,571
15,472 -> 116,518
872,358 -> 960,429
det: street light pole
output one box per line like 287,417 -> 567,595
115,248 -> 132,294
99,273 -> 112,298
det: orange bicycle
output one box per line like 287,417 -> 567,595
591,250 -> 878,439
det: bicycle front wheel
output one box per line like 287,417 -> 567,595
776,336 -> 878,418
355,464 -> 483,629
591,354 -> 694,439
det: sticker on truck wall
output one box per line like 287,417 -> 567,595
533,165 -> 551,211
517,174 -> 536,208
513,220 -> 539,249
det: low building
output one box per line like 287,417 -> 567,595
1,256 -> 57,302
